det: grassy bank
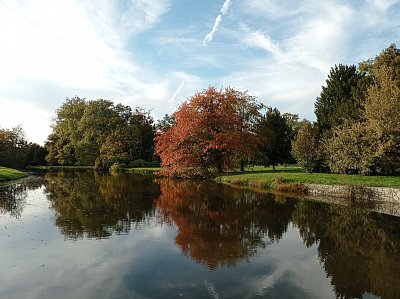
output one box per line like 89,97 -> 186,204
0,166 -> 28,183
215,166 -> 400,189
123,167 -> 161,175
27,165 -> 95,171
26,165 -> 400,189
28,165 -> 160,175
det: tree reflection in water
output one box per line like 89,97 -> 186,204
154,179 -> 295,269
293,201 -> 400,299
44,171 -> 159,239
25,172 -> 400,299
0,177 -> 43,218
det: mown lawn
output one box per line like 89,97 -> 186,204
215,166 -> 400,188
0,166 -> 28,183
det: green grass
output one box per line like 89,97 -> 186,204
123,167 -> 161,175
27,165 -> 95,170
27,165 -> 161,175
0,166 -> 29,183
25,164 -> 400,189
215,166 -> 400,189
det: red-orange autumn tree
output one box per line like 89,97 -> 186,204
155,86 -> 261,177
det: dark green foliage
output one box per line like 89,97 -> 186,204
256,107 -> 294,170
314,64 -> 368,137
24,143 -> 48,166
324,45 -> 400,175
0,126 -> 46,169
155,113 -> 176,132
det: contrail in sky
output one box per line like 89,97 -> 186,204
203,0 -> 232,45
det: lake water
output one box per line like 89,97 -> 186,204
1,171 -> 400,299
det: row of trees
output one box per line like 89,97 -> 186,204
0,126 -> 47,169
292,44 -> 400,175
11,43 -> 397,176
45,97 -> 156,170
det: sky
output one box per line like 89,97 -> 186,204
0,0 -> 400,145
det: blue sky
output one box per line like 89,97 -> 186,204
1,0 -> 399,144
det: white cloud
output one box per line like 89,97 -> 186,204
243,30 -> 283,59
0,0 -> 172,144
203,0 -> 232,45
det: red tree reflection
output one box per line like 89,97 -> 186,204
155,179 -> 294,269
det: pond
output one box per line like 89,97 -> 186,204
1,171 -> 400,299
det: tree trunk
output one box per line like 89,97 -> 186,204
240,159 -> 245,171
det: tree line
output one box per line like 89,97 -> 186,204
293,43 -> 400,175
2,44 -> 398,176
45,97 -> 157,169
0,126 -> 47,169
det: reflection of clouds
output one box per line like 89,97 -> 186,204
3,177 -> 368,299
248,228 -> 335,299
1,209 -> 176,299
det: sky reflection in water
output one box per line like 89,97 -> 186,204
1,171 -> 399,299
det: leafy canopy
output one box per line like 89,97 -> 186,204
155,87 -> 261,177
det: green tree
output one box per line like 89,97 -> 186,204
75,99 -> 117,165
364,66 -> 400,174
25,143 -> 48,166
315,64 -> 367,137
45,96 -> 86,165
234,90 -> 264,171
46,97 -> 156,169
256,107 -> 292,170
291,121 -> 320,173
0,126 -> 28,169
156,113 -> 176,133
323,121 -> 376,174
324,66 -> 400,175
131,108 -> 156,162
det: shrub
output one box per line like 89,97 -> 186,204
109,162 -> 122,173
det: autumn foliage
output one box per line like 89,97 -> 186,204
155,87 -> 260,177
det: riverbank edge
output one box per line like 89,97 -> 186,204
215,177 -> 400,204
0,166 -> 29,184
26,166 -> 400,203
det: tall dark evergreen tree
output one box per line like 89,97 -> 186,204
314,64 -> 368,137
256,108 -> 292,170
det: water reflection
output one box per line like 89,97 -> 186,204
293,202 -> 400,299
155,179 -> 296,269
1,171 -> 400,299
44,171 -> 159,239
0,177 -> 43,218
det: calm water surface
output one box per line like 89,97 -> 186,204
1,171 -> 400,299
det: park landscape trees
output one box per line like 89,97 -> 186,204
291,43 -> 400,175
0,125 -> 47,169
3,43 -> 399,178
45,97 -> 156,169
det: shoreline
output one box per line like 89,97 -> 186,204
24,165 -> 400,203
0,166 -> 29,184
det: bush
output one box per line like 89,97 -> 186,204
128,159 -> 160,168
109,162 -> 122,173
291,122 -> 321,173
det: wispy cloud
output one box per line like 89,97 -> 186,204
0,0 -> 172,144
203,0 -> 232,45
169,81 -> 185,103
243,30 -> 284,59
